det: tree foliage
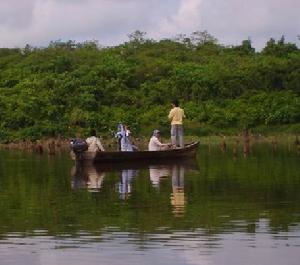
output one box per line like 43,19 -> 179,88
0,33 -> 299,141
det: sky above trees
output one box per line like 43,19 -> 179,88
0,0 -> 299,49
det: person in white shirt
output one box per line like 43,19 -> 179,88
86,129 -> 105,152
148,130 -> 170,151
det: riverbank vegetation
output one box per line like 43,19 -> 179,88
0,31 -> 300,142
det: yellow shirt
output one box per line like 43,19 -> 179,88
168,107 -> 185,125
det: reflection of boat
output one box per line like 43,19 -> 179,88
71,158 -> 197,208
84,157 -> 198,172
71,142 -> 199,163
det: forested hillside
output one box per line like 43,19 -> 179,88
0,31 -> 300,141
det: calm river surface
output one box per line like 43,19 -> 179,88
0,144 -> 299,265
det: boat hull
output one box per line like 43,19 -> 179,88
71,142 -> 199,163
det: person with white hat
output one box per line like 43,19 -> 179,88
148,130 -> 170,151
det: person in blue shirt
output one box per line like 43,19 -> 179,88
115,123 -> 137,151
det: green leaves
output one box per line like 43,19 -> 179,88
0,37 -> 299,141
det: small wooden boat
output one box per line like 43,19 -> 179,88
71,142 -> 199,163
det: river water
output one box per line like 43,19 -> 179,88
0,144 -> 299,265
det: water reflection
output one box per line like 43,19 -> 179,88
72,160 -> 194,213
118,169 -> 138,200
2,147 -> 299,265
171,165 -> 185,217
71,164 -> 105,192
149,164 -> 186,216
149,165 -> 171,187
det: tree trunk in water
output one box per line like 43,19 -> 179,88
243,129 -> 250,156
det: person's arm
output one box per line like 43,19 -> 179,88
115,132 -> 122,139
153,138 -> 169,147
153,137 -> 163,147
182,109 -> 186,119
168,109 -> 174,120
96,137 -> 105,151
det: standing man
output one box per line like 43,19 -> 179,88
168,99 -> 185,148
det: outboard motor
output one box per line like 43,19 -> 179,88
70,138 -> 88,154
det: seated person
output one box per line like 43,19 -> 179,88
148,130 -> 170,151
86,129 -> 105,152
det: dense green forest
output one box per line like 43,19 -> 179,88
0,31 -> 300,141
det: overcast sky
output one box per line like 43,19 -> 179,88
0,0 -> 299,49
